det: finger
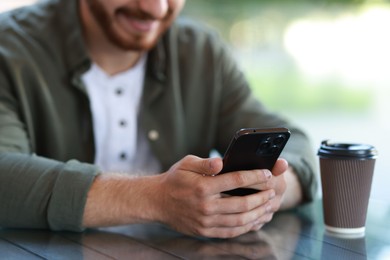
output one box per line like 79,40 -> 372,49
272,158 -> 288,176
203,157 -> 223,176
250,212 -> 274,231
249,177 -> 277,192
208,169 -> 272,194
198,210 -> 273,238
251,223 -> 264,231
253,213 -> 274,227
203,201 -> 273,228
210,190 -> 275,215
180,155 -> 223,176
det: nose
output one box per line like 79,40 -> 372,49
139,0 -> 169,19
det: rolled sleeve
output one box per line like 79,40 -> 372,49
48,160 -> 99,231
0,153 -> 100,231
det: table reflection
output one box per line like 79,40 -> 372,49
1,200 -> 388,259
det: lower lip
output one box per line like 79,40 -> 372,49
117,14 -> 158,33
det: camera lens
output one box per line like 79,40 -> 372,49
259,140 -> 270,150
273,135 -> 285,145
270,145 -> 279,154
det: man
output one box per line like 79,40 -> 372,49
0,0 -> 317,238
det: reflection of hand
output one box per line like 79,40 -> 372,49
262,212 -> 303,260
78,229 -> 277,259
202,231 -> 277,259
87,209 -> 302,259
153,155 -> 278,238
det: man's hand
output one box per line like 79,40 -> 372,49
153,155 -> 288,238
83,155 -> 292,239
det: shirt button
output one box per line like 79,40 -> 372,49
119,152 -> 127,160
119,120 -> 127,127
115,88 -> 123,95
148,130 -> 159,141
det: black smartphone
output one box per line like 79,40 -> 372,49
219,127 -> 290,196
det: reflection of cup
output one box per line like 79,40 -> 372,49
321,231 -> 367,259
317,140 -> 377,235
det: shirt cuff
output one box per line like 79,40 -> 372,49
47,160 -> 100,231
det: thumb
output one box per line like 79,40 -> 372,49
178,155 -> 223,176
272,158 -> 289,176
198,157 -> 223,176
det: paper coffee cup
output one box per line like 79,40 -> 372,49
318,140 -> 377,235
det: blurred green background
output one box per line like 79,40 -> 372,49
182,0 -> 383,114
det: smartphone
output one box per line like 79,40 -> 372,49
219,127 -> 290,196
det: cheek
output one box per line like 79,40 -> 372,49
168,0 -> 185,16
88,0 -> 113,23
96,0 -> 126,18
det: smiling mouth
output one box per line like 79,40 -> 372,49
116,9 -> 158,34
130,18 -> 157,32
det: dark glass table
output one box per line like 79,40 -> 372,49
1,199 -> 389,259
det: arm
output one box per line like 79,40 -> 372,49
83,155 -> 286,238
82,173 -> 160,227
0,71 -> 98,231
0,153 -> 98,230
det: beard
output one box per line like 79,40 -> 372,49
86,0 -> 172,51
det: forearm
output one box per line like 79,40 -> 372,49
82,173 -> 162,228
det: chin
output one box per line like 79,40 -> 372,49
111,26 -> 168,52
124,42 -> 156,51
110,35 -> 161,52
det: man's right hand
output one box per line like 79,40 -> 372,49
151,155 -> 277,238
83,155 -> 278,239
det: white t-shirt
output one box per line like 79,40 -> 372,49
82,55 -> 161,175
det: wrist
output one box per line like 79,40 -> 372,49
280,167 -> 303,209
83,173 -> 165,227
134,174 -> 165,223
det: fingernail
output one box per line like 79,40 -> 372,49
264,170 -> 272,179
208,159 -> 215,171
269,191 -> 276,199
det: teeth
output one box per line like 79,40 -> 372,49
117,12 -> 157,33
132,19 -> 155,31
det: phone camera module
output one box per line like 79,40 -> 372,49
270,145 -> 279,154
256,134 -> 287,156
257,138 -> 274,156
259,140 -> 271,150
273,135 -> 285,145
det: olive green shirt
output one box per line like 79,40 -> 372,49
0,0 -> 318,231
